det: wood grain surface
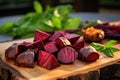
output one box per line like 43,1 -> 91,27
0,21 -> 120,80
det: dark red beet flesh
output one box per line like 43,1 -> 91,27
34,29 -> 51,41
44,42 -> 58,53
78,46 -> 99,62
15,49 -> 35,68
57,46 -> 78,64
38,50 -> 60,70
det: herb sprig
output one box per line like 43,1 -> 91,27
90,40 -> 119,57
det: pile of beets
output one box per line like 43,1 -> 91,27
94,22 -> 120,39
5,30 -> 99,70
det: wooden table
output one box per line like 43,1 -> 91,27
0,21 -> 120,80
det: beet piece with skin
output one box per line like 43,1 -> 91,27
57,46 -> 78,64
38,50 -> 60,70
49,31 -> 67,42
78,45 -> 99,62
34,29 -> 51,41
72,37 -> 84,51
5,43 -> 27,59
64,33 -> 80,44
5,43 -> 19,59
44,42 -> 58,53
56,37 -> 71,49
15,49 -> 35,68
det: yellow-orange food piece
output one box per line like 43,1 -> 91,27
82,27 -> 104,42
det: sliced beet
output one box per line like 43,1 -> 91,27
38,50 -> 60,70
56,37 -> 71,49
44,42 -> 58,53
64,33 -> 80,44
72,37 -> 84,51
78,45 -> 99,62
57,46 -> 78,64
34,29 -> 51,41
15,49 -> 35,68
49,31 -> 67,41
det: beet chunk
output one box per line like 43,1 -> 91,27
64,33 -> 80,44
78,45 -> 99,62
15,49 -> 35,68
34,29 -> 51,41
38,50 -> 60,70
72,37 -> 84,51
57,46 -> 78,64
56,37 -> 71,49
5,43 -> 27,59
49,31 -> 67,41
44,42 -> 58,53
5,43 -> 19,59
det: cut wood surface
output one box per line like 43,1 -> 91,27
0,21 -> 120,80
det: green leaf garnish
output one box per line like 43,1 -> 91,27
104,40 -> 117,48
91,40 -> 119,57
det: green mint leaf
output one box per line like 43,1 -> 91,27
90,42 -> 104,51
104,40 -> 117,48
109,47 -> 120,52
91,41 -> 119,57
103,48 -> 114,57
34,1 -> 43,13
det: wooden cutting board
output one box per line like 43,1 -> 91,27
0,21 -> 120,80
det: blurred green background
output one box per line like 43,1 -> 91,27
0,0 -> 120,17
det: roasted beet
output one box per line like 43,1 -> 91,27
94,23 -> 120,39
57,46 -> 78,64
34,29 -> 51,41
72,37 -> 84,51
38,50 -> 60,70
56,37 -> 71,49
78,45 -> 99,62
64,33 -> 80,44
49,31 -> 67,41
105,32 -> 120,39
44,42 -> 58,53
5,43 -> 19,59
15,49 -> 35,68
5,43 -> 27,59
